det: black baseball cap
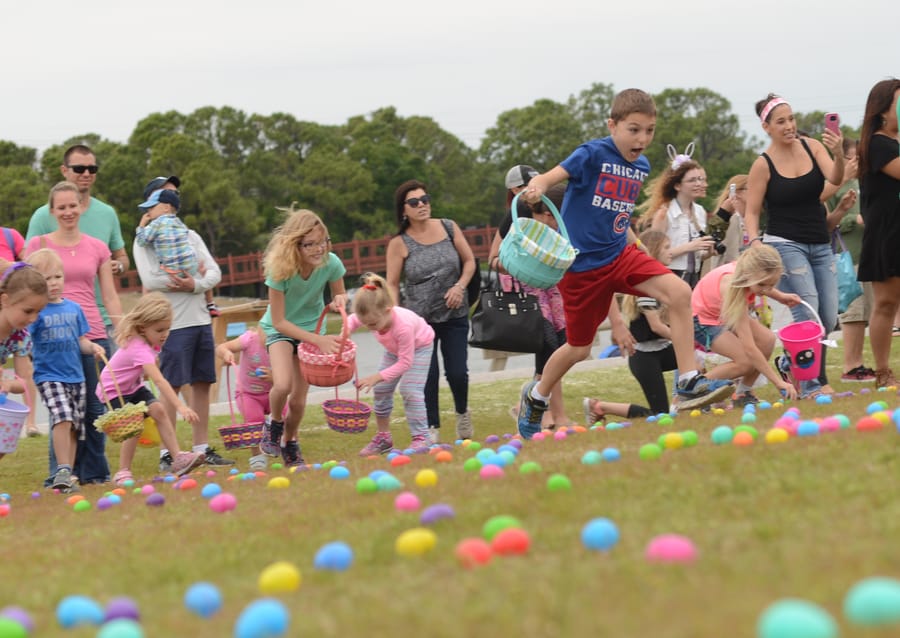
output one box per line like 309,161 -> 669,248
142,175 -> 181,199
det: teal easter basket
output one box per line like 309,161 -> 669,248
499,193 -> 577,289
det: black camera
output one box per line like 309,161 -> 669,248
703,229 -> 727,255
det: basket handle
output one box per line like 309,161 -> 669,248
225,365 -> 238,427
510,192 -> 572,243
334,371 -> 364,403
787,299 -> 837,348
313,304 -> 353,370
94,351 -> 128,414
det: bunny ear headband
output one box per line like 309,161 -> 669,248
666,142 -> 696,171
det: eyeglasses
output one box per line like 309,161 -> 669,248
300,239 -> 331,251
67,164 -> 99,174
405,194 -> 431,208
683,176 -> 707,184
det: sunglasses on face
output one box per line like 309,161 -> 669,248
405,194 -> 431,208
67,164 -> 99,174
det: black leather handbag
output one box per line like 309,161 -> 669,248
469,270 -> 543,353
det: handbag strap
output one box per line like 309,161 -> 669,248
831,228 -> 848,254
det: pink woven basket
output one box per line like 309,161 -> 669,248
217,366 -> 264,450
322,384 -> 371,434
298,306 -> 357,387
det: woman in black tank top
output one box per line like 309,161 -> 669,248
742,94 -> 845,399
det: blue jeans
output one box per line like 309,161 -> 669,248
772,241 -> 837,395
46,338 -> 111,485
425,316 -> 469,428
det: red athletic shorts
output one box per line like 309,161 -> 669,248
559,244 -> 671,347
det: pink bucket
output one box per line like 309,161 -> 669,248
0,397 -> 30,455
779,301 -> 825,381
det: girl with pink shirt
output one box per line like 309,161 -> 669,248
98,293 -> 205,484
348,273 -> 435,456
691,245 -> 800,403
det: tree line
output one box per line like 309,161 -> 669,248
0,83 -> 854,260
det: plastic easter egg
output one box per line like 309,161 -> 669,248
375,475 -> 403,491
66,494 -> 85,505
145,493 -> 165,507
355,477 -> 378,494
184,582 -> 222,618
95,496 -> 114,511
601,447 -> 621,462
581,518 -> 619,551
105,596 -> 140,622
313,541 -> 354,571
0,504 -> 10,517
732,431 -> 754,446
531,432 -> 546,441
483,515 -> 522,541
741,412 -> 758,424
711,426 -> 733,445
72,499 -> 92,512
467,441 -> 482,451
394,491 -> 421,512
818,417 -> 841,433
638,443 -> 662,460
814,394 -> 832,405
0,607 -> 33,634
0,618 -> 27,638
266,477 -> 290,489
107,494 -> 122,504
475,448 -> 495,462
758,401 -> 772,410
735,425 -> 759,440
56,595 -> 104,628
581,450 -> 602,465
484,434 -> 500,443
201,483 -> 222,499
455,538 -> 493,568
843,576 -> 900,626
395,528 -> 437,557
797,421 -> 820,437
463,458 -> 482,472
872,410 -> 892,426
97,618 -> 144,638
491,528 -> 530,555
765,428 -> 789,444
644,534 -> 697,563
647,415 -> 658,423
834,414 -> 851,429
497,444 -> 519,456
661,433 -> 684,450
856,416 -> 883,432
546,474 -> 572,492
208,492 -> 237,513
479,464 -> 504,479
390,454 -> 411,468
757,599 -> 838,638
258,561 -> 301,595
657,415 -> 674,427
420,503 -> 455,525
681,431 -> 698,447
234,598 -> 290,638
518,461 -> 542,474
179,478 -> 198,490
415,469 -> 438,487
434,450 -> 453,462
328,466 -> 350,480
140,484 -> 155,495
867,400 -> 889,414
482,452 -> 508,467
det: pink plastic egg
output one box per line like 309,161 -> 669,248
645,534 -> 697,563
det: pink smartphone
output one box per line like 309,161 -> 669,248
825,112 -> 841,135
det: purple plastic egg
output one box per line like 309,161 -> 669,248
420,503 -> 456,525
105,596 -> 140,622
145,493 -> 165,507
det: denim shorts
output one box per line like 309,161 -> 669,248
693,316 -> 726,351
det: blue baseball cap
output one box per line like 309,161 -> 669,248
139,188 -> 180,211
142,175 -> 181,199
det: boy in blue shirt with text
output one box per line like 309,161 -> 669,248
516,89 -> 733,438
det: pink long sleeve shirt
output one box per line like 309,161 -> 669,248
347,306 -> 434,382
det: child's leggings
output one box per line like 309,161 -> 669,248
373,344 -> 433,436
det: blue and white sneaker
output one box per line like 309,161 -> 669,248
517,381 -> 547,440
675,375 -> 734,411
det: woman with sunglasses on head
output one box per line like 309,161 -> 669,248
643,155 -> 717,288
742,93 -> 845,399
856,78 -> 900,388
386,180 -> 476,444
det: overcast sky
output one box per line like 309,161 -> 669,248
5,0 -> 897,158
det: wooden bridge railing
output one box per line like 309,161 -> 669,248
114,226 -> 498,292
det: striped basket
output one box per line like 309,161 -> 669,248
322,385 -> 371,434
94,355 -> 147,443
499,193 -> 577,289
217,366 -> 264,450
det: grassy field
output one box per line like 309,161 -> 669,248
1,347 -> 899,637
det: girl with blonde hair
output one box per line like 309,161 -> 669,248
98,293 -> 205,484
257,205 -> 347,467
347,273 -> 435,455
691,245 -> 800,403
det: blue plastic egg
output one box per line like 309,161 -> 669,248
313,542 -> 354,571
581,518 -> 620,551
184,582 -> 222,618
234,598 -> 289,638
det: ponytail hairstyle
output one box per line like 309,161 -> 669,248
48,180 -> 79,210
0,262 -> 48,307
621,230 -> 670,322
721,245 -> 783,330
115,292 -> 173,347
262,203 -> 330,282
353,272 -> 394,319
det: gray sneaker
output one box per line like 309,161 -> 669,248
158,451 -> 174,474
260,417 -> 283,457
249,454 -> 268,471
51,467 -> 78,493
455,410 -> 473,440
203,446 -> 235,466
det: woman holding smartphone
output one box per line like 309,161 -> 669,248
742,93 -> 845,399
856,78 -> 900,388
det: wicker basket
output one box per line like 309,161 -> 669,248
322,385 -> 371,434
95,355 -> 147,443
217,366 -> 264,450
499,193 -> 577,289
298,306 -> 357,387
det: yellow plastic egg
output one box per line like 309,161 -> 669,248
395,528 -> 437,557
415,469 -> 438,488
258,561 -> 301,594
